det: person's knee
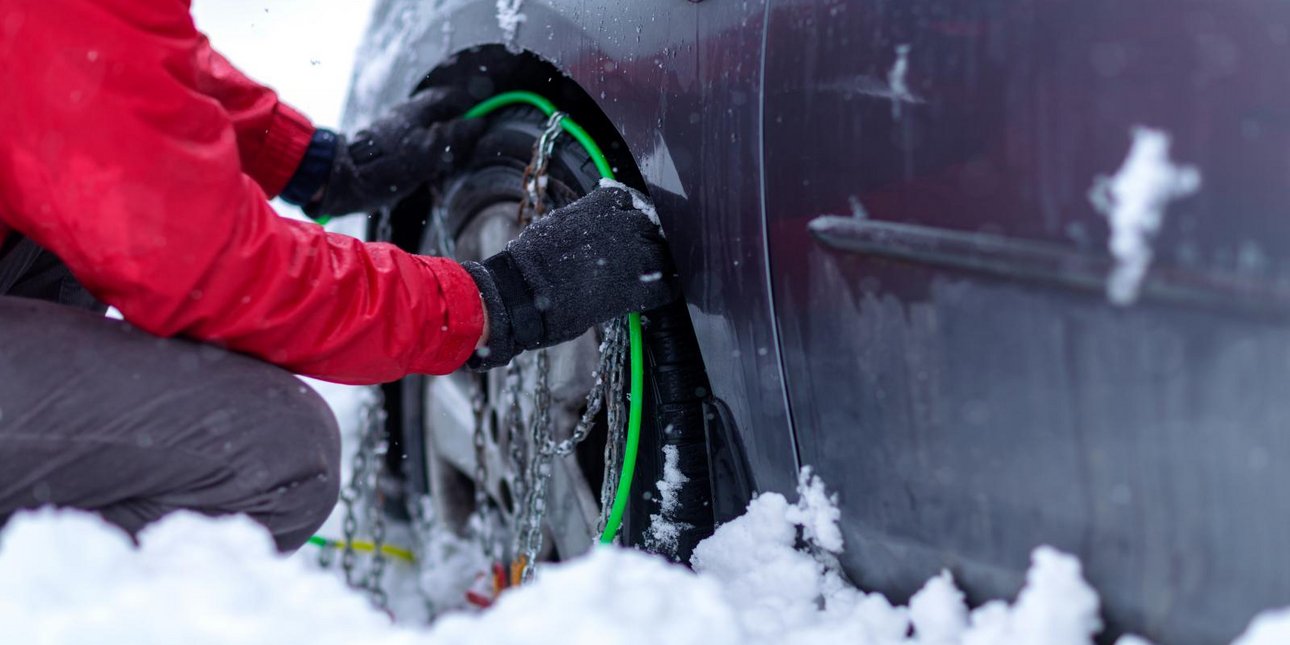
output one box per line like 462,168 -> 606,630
266,382 -> 342,550
223,374 -> 342,550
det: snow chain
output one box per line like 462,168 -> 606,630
469,384 -> 501,565
406,494 -> 441,620
594,318 -> 629,538
504,112 -> 632,584
328,110 -> 635,614
330,390 -> 391,610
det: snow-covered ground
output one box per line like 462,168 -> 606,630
4,470 -> 1290,645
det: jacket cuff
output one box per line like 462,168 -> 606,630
461,260 -> 516,370
280,129 -> 338,210
249,103 -> 315,198
408,257 -> 486,374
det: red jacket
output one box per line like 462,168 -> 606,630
0,0 -> 484,384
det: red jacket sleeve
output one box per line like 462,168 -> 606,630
0,0 -> 484,385
191,34 -> 314,197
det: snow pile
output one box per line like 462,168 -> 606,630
910,571 -> 969,642
691,469 -> 1103,644
784,466 -> 844,552
0,509 -> 417,645
692,474 -> 910,643
957,547 -> 1102,645
430,549 -> 738,645
1233,609 -> 1290,645
1088,127 -> 1201,305
4,472 -> 1289,644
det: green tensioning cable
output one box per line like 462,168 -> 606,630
465,91 -> 643,546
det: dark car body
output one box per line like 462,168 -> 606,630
346,1 -> 1290,641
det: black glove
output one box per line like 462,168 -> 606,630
299,88 -> 485,217
463,186 -> 678,370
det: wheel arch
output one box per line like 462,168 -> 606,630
343,0 -> 674,193
349,0 -> 789,533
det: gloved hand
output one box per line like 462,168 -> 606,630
462,186 -> 678,370
299,88 -> 485,217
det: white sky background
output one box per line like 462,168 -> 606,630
190,1 -> 381,413
192,0 -> 379,129
192,0 -> 379,231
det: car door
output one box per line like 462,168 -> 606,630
761,0 -> 1290,642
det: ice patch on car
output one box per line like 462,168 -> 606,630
348,4 -> 439,126
848,195 -> 869,219
823,44 -> 921,117
888,44 -> 915,119
599,178 -> 665,236
496,0 -> 525,53
1088,127 -> 1201,306
645,444 -> 690,556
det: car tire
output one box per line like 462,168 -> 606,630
385,105 -> 717,564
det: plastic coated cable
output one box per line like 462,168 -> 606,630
306,535 -> 416,563
464,91 -> 643,546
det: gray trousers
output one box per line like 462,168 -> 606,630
0,239 -> 340,551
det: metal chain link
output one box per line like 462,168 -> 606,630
517,112 -> 566,226
406,493 -> 440,621
316,540 -> 335,569
504,361 -> 528,530
339,421 -> 367,586
554,318 -> 628,457
470,381 -> 499,565
597,318 -> 630,538
512,112 -> 637,577
506,112 -> 566,583
365,406 -> 391,610
336,388 -> 391,607
515,349 -> 552,583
